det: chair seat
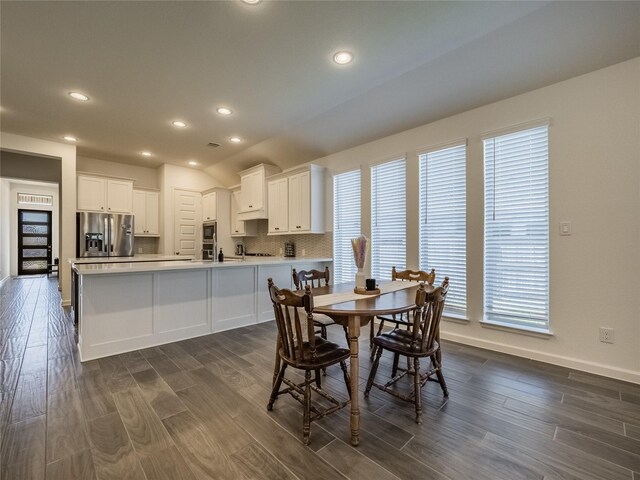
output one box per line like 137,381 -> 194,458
372,329 -> 439,357
376,314 -> 411,327
296,308 -> 335,326
280,336 -> 350,369
312,313 -> 335,326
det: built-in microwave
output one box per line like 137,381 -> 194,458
203,222 -> 216,242
202,222 -> 216,260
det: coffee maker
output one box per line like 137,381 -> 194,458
235,243 -> 244,256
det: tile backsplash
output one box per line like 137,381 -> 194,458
241,220 -> 332,258
134,236 -> 159,254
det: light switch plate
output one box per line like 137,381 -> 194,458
559,221 -> 572,236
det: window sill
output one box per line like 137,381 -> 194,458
479,319 -> 554,339
442,313 -> 469,323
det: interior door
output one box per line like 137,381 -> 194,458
18,209 -> 52,275
173,189 -> 201,257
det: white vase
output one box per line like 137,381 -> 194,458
355,267 -> 366,289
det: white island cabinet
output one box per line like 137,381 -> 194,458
73,257 -> 332,361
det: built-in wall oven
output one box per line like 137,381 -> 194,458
202,222 -> 217,260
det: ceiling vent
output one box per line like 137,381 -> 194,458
207,142 -> 220,148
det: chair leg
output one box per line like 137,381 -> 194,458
339,360 -> 351,399
433,353 -> 449,397
315,369 -> 322,388
369,319 -> 375,348
268,364 -> 286,411
303,370 -> 312,445
319,326 -> 328,376
343,326 -> 349,346
365,346 -> 383,397
414,357 -> 422,424
376,319 -> 386,337
392,353 -> 400,377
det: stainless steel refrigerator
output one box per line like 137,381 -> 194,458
76,212 -> 135,257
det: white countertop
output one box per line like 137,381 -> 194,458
70,254 -> 194,264
73,257 -> 333,275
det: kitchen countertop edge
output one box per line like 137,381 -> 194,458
72,257 -> 333,275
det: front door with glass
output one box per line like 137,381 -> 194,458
18,209 -> 52,275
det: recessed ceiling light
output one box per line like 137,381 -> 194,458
241,0 -> 262,4
141,151 -> 152,157
63,135 -> 78,142
188,160 -> 199,166
216,107 -> 232,116
333,50 -> 354,65
229,136 -> 242,143
172,120 -> 188,128
68,91 -> 90,101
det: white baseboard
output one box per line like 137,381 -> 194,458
0,276 -> 8,288
441,331 -> 640,385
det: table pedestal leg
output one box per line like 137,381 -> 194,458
348,316 -> 360,446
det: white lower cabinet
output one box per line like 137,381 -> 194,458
76,260 -> 333,360
211,266 -> 257,332
257,264 -> 293,322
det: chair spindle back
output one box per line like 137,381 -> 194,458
292,267 -> 330,290
411,277 -> 449,352
268,278 -> 317,363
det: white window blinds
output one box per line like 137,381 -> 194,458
419,144 -> 467,316
333,169 -> 361,284
371,158 -> 406,280
483,125 -> 549,330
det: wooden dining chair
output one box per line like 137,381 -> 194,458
370,266 -> 436,364
267,278 -> 351,445
365,278 -> 449,424
292,267 -> 335,339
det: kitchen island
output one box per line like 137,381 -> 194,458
72,257 -> 332,360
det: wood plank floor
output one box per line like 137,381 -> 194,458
1,275 -> 640,479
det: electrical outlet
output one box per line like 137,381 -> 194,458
137,247 -> 143,254
302,248 -> 306,256
599,327 -> 614,344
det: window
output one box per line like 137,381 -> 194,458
371,158 -> 406,280
484,124 -> 549,330
419,144 -> 466,316
17,193 -> 53,206
333,169 -> 361,284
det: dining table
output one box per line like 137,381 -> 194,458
309,280 -> 434,446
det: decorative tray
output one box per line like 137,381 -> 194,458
354,287 -> 381,295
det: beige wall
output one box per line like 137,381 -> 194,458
0,179 -> 10,282
0,132 -> 76,304
77,156 -> 159,189
316,58 -> 640,382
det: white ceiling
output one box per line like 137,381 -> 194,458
1,1 -> 639,186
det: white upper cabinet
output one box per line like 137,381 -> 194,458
202,192 -> 217,222
231,189 -> 257,237
77,175 -> 107,211
133,189 -> 159,236
106,179 -> 133,213
288,170 -> 311,232
237,164 -> 281,221
267,177 -> 289,234
267,164 -> 325,235
240,170 -> 263,212
77,174 -> 133,213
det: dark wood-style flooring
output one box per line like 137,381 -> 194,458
1,275 -> 640,479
